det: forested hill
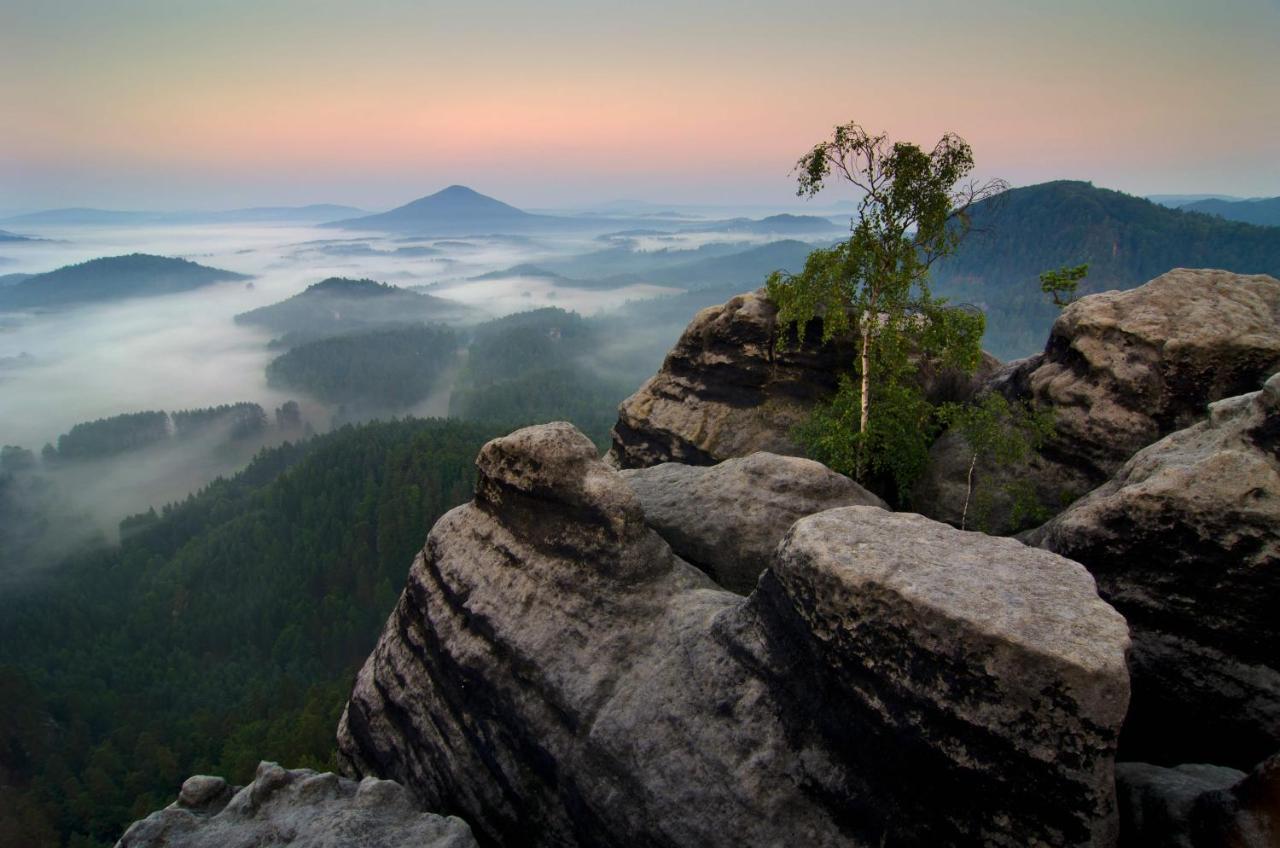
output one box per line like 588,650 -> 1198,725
0,417 -> 500,847
930,181 -> 1280,359
235,277 -> 473,344
0,254 -> 248,311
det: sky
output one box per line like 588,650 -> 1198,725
1,0 -> 1278,211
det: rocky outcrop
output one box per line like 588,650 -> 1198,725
114,761 -> 476,848
338,422 -> 1130,847
1116,753 -> 1280,847
1029,373 -> 1280,768
608,290 -> 996,470
608,291 -> 852,468
620,452 -> 885,594
916,268 -> 1280,533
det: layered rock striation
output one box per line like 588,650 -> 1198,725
114,761 -> 476,848
619,452 -> 886,594
609,290 -> 854,468
339,422 -> 1130,847
1030,373 -> 1280,768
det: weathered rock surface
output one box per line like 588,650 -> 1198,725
1117,753 -> 1280,847
339,422 -> 1130,847
916,268 -> 1280,533
620,452 -> 886,594
114,761 -> 476,848
1030,373 -> 1280,768
608,289 -> 996,470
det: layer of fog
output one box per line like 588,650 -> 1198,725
0,203 -> 815,581
0,219 -> 745,577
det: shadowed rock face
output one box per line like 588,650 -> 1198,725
916,268 -> 1280,534
620,452 -> 886,594
1117,753 -> 1280,848
114,761 -> 476,848
338,422 -> 1130,848
1030,374 -> 1280,768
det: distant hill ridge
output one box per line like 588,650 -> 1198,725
303,277 -> 404,297
931,180 -> 1280,359
1,204 -> 365,226
1179,196 -> 1280,227
235,276 -> 474,345
0,253 -> 248,311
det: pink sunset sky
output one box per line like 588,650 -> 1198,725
1,0 -> 1277,210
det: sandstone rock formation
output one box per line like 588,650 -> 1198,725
608,289 -> 996,470
916,268 -> 1280,533
339,422 -> 1130,848
620,452 -> 885,594
114,761 -> 476,848
1029,373 -> 1280,768
1117,753 -> 1280,848
609,290 -> 852,468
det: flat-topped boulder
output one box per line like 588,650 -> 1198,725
916,268 -> 1280,534
339,422 -> 1130,847
1030,373 -> 1280,767
620,452 -> 885,593
114,761 -> 476,848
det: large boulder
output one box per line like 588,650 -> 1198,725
916,268 -> 1280,533
1116,753 -> 1280,848
620,452 -> 886,594
1029,373 -> 1280,768
338,422 -> 1130,847
114,761 -> 476,848
608,289 -> 996,470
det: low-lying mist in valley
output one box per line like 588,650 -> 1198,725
0,208 -> 831,581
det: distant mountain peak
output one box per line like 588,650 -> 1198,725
324,186 -> 540,232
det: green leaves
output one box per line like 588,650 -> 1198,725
1039,263 -> 1090,309
768,121 -> 1002,501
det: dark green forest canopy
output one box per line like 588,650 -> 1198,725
0,417 -> 501,848
930,181 -> 1280,359
0,254 -> 248,311
448,307 -> 633,446
265,323 -> 458,408
37,403 -> 274,464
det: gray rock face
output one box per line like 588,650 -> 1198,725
1117,753 -> 1280,848
620,452 -> 886,594
338,422 -> 1130,848
1030,373 -> 1280,768
114,761 -> 476,848
607,289 -> 996,471
916,268 -> 1280,534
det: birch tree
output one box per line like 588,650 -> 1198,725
766,122 -> 1006,494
